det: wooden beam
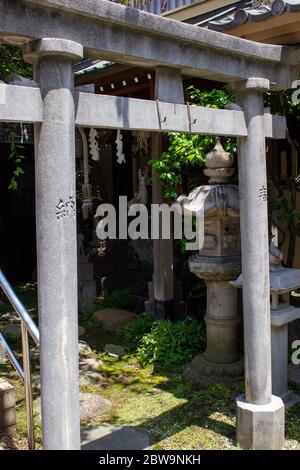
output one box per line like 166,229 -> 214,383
243,20 -> 300,44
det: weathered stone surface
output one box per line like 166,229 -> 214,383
79,341 -> 93,357
28,37 -> 84,450
79,357 -> 102,372
236,394 -> 284,450
93,309 -> 134,332
0,381 -> 16,436
79,393 -> 111,421
81,424 -> 153,450
185,354 -> 244,386
3,0 -> 299,88
80,371 -> 103,385
104,344 -> 125,358
34,393 -> 111,422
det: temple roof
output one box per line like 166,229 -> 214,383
193,0 -> 300,33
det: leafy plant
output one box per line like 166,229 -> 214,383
122,314 -> 154,353
0,44 -> 32,190
149,86 -> 236,199
136,317 -> 205,366
5,126 -> 26,190
0,44 -> 32,81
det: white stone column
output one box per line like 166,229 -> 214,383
23,39 -> 83,450
235,78 -> 284,449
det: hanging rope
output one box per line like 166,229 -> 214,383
89,128 -> 100,161
115,129 -> 126,164
79,127 -> 93,220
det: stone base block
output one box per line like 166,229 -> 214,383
0,380 -> 16,436
184,353 -> 244,387
236,394 -> 284,450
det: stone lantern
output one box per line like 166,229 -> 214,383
178,139 -> 243,385
232,243 -> 300,406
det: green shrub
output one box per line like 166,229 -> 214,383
136,317 -> 205,367
122,314 -> 154,353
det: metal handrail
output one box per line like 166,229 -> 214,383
0,269 -> 40,450
0,270 -> 39,346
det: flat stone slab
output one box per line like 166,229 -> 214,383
80,393 -> 111,421
34,393 -> 111,422
93,308 -> 134,332
81,424 -> 153,450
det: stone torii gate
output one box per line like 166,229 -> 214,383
0,0 -> 299,450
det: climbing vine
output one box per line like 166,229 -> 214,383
149,86 -> 236,199
5,126 -> 26,191
0,44 -> 32,190
0,44 -> 31,81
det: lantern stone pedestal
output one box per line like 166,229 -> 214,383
185,256 -> 243,385
178,139 -> 243,386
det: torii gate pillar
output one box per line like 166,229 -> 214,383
234,78 -> 285,450
24,38 -> 83,450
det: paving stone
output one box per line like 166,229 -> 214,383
81,424 -> 153,450
34,393 -> 111,422
92,308 -> 134,333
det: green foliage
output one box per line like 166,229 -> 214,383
6,126 -> 26,190
100,289 -> 134,311
0,44 -> 32,190
265,88 -> 300,117
269,192 -> 300,227
149,86 -> 236,199
122,314 -> 154,353
0,44 -> 32,81
136,317 -> 206,366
